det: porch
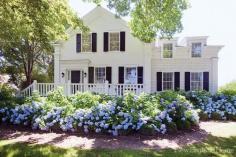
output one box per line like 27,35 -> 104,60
19,80 -> 145,97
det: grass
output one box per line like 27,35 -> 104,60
0,136 -> 236,157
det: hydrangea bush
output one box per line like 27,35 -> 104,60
0,90 -> 200,136
183,91 -> 236,120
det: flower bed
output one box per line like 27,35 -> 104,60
184,91 -> 236,121
0,89 -> 199,136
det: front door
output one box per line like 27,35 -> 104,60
71,70 -> 81,83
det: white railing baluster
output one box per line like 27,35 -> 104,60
19,82 -> 144,97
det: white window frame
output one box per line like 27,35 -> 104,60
109,32 -> 120,52
81,33 -> 92,52
162,43 -> 173,58
124,67 -> 137,84
94,67 -> 106,83
191,42 -> 202,58
162,72 -> 174,90
190,72 -> 203,91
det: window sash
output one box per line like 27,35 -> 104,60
163,43 -> 173,58
109,32 -> 120,51
190,72 -> 203,90
163,72 -> 174,90
192,43 -> 202,57
95,67 -> 106,83
82,33 -> 92,52
124,67 -> 137,84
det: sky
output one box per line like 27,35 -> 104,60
69,0 -> 236,87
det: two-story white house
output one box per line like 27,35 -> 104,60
22,6 -> 222,97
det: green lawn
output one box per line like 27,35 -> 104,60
0,136 -> 235,157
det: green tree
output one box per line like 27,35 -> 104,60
0,0 -> 88,87
84,0 -> 189,42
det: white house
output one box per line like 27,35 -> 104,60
21,6 -> 223,97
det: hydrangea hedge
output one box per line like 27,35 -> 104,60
0,88 -> 236,136
0,89 -> 199,136
184,91 -> 236,121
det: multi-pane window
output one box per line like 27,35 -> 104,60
125,67 -> 137,84
192,43 -> 202,57
109,32 -> 120,51
82,33 -> 92,52
95,67 -> 106,83
163,43 -> 173,58
190,72 -> 203,90
163,72 -> 173,90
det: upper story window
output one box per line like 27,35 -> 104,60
192,43 -> 202,57
109,32 -> 120,51
125,67 -> 137,84
95,67 -> 106,83
163,43 -> 173,58
82,33 -> 92,52
190,72 -> 203,90
163,72 -> 174,90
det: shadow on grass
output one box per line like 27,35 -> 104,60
0,136 -> 235,157
0,123 -> 209,150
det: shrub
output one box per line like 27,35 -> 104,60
0,83 -> 23,107
199,112 -> 208,121
97,94 -> 114,103
182,90 -> 211,106
46,87 -> 70,106
0,92 -> 200,136
70,92 -> 100,109
219,81 -> 236,96
25,91 -> 43,103
199,96 -> 236,120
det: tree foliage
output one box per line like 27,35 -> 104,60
0,0 -> 87,87
84,0 -> 189,42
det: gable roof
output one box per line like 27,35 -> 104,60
54,6 -> 129,44
82,6 -> 128,27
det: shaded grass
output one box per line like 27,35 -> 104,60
0,136 -> 235,157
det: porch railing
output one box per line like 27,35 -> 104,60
19,80 -> 144,97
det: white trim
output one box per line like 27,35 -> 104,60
94,67 -> 106,84
191,42 -> 203,58
108,31 -> 121,52
81,33 -> 93,53
124,66 -> 138,84
162,72 -> 174,91
161,43 -> 174,59
190,72 -> 203,91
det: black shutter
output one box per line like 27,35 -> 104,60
88,67 -> 94,83
203,72 -> 209,91
185,72 -> 190,91
118,67 -> 124,84
104,32 -> 109,52
137,66 -> 143,84
174,72 -> 180,91
76,34 -> 81,53
120,31 -> 125,51
92,33 -> 97,52
106,67 -> 112,84
156,72 -> 162,91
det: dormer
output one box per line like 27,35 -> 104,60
157,38 -> 178,59
180,36 -> 208,58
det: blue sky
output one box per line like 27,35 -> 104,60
69,0 -> 236,86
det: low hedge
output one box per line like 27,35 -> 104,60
1,88 -> 236,136
0,89 -> 199,136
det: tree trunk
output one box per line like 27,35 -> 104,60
23,42 -> 34,87
25,71 -> 32,86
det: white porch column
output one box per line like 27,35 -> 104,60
143,43 -> 152,93
53,44 -> 60,84
211,57 -> 218,94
